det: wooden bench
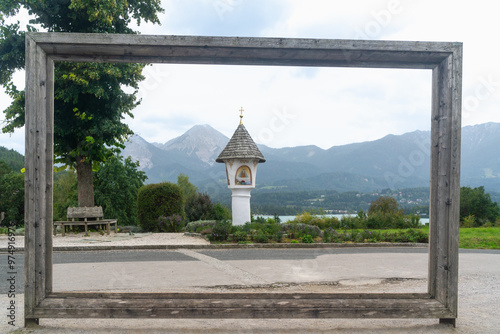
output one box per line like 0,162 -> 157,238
53,206 -> 117,237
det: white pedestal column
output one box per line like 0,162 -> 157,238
231,188 -> 252,226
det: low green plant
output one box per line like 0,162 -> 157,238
232,230 -> 248,242
253,231 -> 269,243
184,220 -> 216,233
272,231 -> 284,243
158,214 -> 185,232
208,220 -> 232,242
301,234 -> 314,243
460,215 -> 476,228
281,223 -> 321,239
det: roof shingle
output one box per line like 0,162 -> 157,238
216,124 -> 266,163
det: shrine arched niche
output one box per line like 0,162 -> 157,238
235,165 -> 252,185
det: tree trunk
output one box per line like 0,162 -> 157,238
77,157 -> 94,207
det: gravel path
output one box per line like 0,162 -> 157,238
0,232 -> 209,249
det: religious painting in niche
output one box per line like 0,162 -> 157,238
235,165 -> 252,185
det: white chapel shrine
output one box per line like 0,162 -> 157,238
216,109 -> 266,225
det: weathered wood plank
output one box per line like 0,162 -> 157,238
45,56 -> 54,296
428,48 -> 461,320
30,33 -> 462,53
32,307 -> 454,319
67,206 -> 103,219
428,60 -> 440,298
38,297 -> 441,310
446,45 -> 462,318
31,295 -> 454,319
30,33 -> 460,69
34,37 -> 48,309
48,292 -> 431,300
24,32 -> 38,321
24,34 -> 52,320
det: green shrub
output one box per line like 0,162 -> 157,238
340,215 -> 362,229
232,230 -> 248,242
137,182 -> 184,232
293,212 -> 342,230
253,231 -> 269,243
184,220 -> 216,233
214,202 -> 232,221
460,215 -> 476,228
272,231 -> 284,243
281,223 -> 321,239
185,192 -> 215,222
301,234 -> 314,243
158,214 -> 185,232
208,220 -> 232,242
322,228 -> 337,243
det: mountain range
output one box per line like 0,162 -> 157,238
121,122 -> 500,196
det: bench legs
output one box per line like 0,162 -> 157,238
53,221 -> 117,236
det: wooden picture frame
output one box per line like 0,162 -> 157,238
24,33 -> 462,326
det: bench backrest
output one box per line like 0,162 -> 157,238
67,206 -> 103,220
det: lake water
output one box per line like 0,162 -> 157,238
255,214 -> 430,224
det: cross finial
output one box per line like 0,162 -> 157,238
239,107 -> 244,125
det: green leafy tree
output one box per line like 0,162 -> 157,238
53,169 -> 78,220
368,196 -> 403,215
0,160 -> 23,226
185,192 -> 216,222
460,186 -> 500,226
177,173 -> 198,202
214,202 -> 231,221
94,154 -> 147,225
0,146 -> 24,172
0,159 -> 10,176
0,0 -> 163,207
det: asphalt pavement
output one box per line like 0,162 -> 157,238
1,247 -> 499,333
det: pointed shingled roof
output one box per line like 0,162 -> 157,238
216,124 -> 266,163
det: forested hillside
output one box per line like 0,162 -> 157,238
0,147 -> 24,172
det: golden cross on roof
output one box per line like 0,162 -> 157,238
239,107 -> 244,125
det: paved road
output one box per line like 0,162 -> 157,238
2,247 -> 498,293
1,247 -> 500,333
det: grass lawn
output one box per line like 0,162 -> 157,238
459,227 -> 500,249
393,226 -> 500,249
398,226 -> 500,249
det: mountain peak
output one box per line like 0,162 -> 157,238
160,124 -> 229,166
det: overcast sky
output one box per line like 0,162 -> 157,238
1,0 -> 499,153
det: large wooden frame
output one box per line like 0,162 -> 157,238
24,33 -> 462,327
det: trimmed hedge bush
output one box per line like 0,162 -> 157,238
137,182 -> 184,232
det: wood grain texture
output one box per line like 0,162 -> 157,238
29,293 -> 454,319
428,49 -> 461,318
29,33 -> 460,69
